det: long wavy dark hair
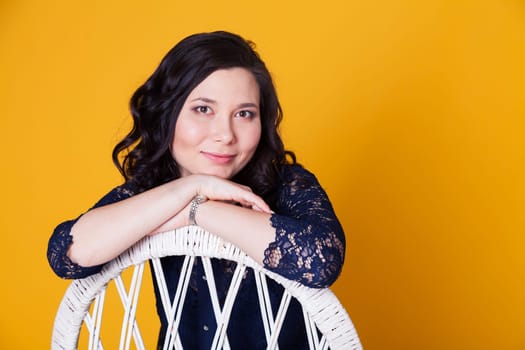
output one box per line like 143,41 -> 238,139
112,31 -> 295,204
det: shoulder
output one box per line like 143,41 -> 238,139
92,181 -> 137,208
278,164 -> 320,188
275,164 -> 329,206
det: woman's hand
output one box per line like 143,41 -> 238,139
189,174 -> 271,213
149,175 -> 271,235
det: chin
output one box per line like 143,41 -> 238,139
200,169 -> 237,179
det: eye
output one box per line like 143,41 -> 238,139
236,110 -> 255,118
193,106 -> 212,114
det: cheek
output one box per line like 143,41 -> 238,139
172,119 -> 205,149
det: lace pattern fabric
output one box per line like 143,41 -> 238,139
264,165 -> 345,288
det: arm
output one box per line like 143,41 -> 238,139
263,165 -> 346,288
48,166 -> 344,287
48,175 -> 270,279
153,165 -> 345,288
47,183 -> 136,279
187,201 -> 274,265
66,177 -> 195,267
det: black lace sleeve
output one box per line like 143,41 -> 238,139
263,165 -> 345,288
47,184 -> 136,279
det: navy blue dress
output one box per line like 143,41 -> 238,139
48,165 -> 345,349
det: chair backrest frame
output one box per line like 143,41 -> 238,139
51,226 -> 363,350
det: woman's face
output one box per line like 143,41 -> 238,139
172,67 -> 262,179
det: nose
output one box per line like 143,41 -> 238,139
211,115 -> 235,144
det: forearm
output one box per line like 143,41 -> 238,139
191,200 -> 344,288
68,178 -> 196,267
195,201 -> 274,265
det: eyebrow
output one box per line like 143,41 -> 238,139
190,97 -> 259,109
238,102 -> 259,109
190,97 -> 217,104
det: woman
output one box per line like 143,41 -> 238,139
48,31 -> 345,349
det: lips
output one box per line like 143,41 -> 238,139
201,151 -> 236,164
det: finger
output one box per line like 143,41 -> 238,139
197,176 -> 270,212
252,205 -> 262,212
237,193 -> 271,213
238,184 -> 253,192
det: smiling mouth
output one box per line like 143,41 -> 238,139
201,151 -> 236,164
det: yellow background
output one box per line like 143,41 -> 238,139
1,0 -> 524,349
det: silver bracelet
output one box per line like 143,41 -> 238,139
189,194 -> 207,226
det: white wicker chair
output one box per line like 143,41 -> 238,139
52,226 -> 363,350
